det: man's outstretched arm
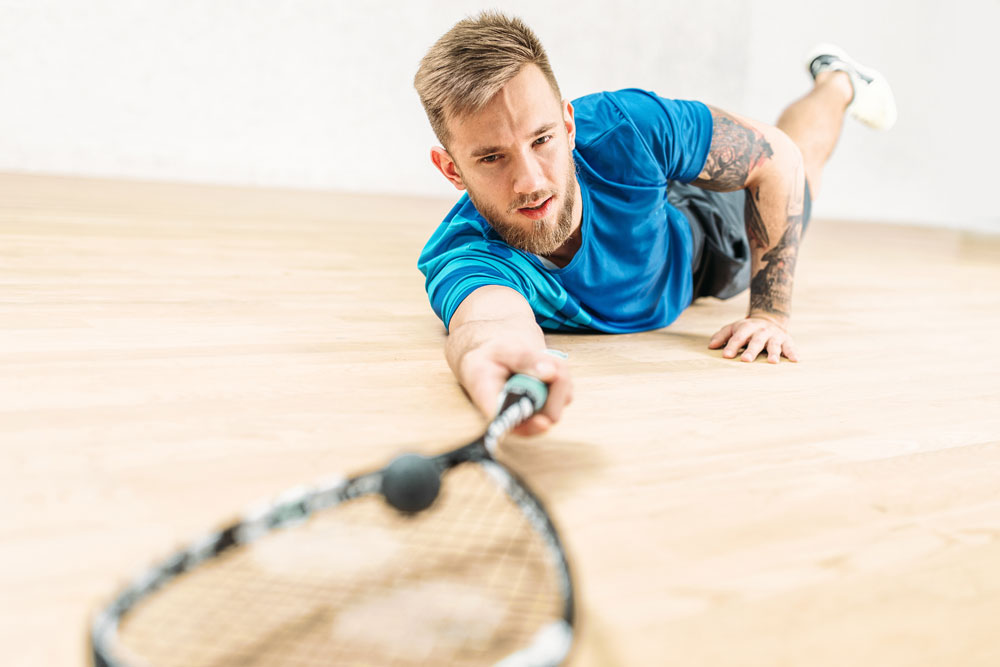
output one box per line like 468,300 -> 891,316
446,285 -> 573,435
694,105 -> 806,363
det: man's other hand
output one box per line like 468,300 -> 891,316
708,316 -> 799,363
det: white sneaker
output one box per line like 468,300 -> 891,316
806,43 -> 897,131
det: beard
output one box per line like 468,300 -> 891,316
467,152 -> 577,256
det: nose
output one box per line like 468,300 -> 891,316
511,151 -> 546,196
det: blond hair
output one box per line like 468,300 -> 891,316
414,11 -> 562,147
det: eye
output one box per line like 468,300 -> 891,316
534,135 -> 553,146
480,154 -> 500,164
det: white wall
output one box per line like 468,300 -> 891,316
1,0 -> 996,230
740,0 -> 1000,229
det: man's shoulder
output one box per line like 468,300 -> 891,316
572,88 -> 703,152
573,89 -> 673,127
573,90 -> 713,184
572,88 -> 662,112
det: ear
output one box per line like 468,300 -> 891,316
430,147 -> 466,191
562,100 -> 577,151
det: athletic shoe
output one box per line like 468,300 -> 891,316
806,43 -> 897,131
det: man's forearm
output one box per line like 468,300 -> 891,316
744,156 -> 805,325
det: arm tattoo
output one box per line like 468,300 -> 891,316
749,208 -> 803,319
692,107 -> 805,320
744,187 -> 770,249
696,110 -> 774,192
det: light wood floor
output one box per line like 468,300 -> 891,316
2,172 -> 999,667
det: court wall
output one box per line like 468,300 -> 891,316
0,0 -> 995,230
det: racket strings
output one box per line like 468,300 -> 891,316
115,464 -> 565,666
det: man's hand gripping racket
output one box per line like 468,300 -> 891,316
91,374 -> 575,667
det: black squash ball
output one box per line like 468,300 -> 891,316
381,453 -> 441,513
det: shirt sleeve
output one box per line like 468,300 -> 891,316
417,217 -> 533,329
605,89 -> 714,184
422,252 -> 529,329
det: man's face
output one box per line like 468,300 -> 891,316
431,65 -> 580,256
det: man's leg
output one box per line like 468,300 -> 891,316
776,71 -> 852,198
775,45 -> 897,198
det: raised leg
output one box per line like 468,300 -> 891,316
775,71 -> 852,199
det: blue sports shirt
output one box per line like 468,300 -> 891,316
417,89 -> 713,333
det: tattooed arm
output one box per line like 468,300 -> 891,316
693,106 -> 806,362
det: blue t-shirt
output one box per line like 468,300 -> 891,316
417,89 -> 713,333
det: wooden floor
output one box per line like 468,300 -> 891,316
2,171 -> 999,667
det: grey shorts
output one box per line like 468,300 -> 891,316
667,180 -> 812,300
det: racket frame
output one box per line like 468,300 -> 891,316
91,387 -> 575,667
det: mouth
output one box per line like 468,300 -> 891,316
516,196 -> 554,221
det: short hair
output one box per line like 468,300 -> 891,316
414,11 -> 562,147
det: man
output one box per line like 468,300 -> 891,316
414,12 -> 896,434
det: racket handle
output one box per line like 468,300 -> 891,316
500,374 -> 549,414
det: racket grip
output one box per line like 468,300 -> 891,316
501,374 -> 549,414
